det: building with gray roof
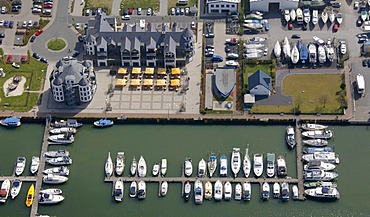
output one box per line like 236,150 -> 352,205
248,69 -> 272,96
213,67 -> 236,99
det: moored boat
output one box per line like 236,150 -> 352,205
284,9 -> 290,22
39,193 -> 64,204
138,155 -> 147,178
301,123 -> 328,131
114,179 -> 124,201
253,153 -> 263,177
53,119 -> 82,128
198,159 -> 207,177
11,179 -> 22,199
273,182 -> 280,198
303,8 -> 310,24
43,166 -> 69,176
261,182 -> 270,200
318,45 -> 326,64
281,182 -> 289,201
329,10 -> 335,23
312,10 -> 318,25
235,183 -> 242,201
48,133 -> 74,144
15,157 -> 26,176
231,148 -> 241,177
220,155 -> 228,177
302,130 -> 333,139
152,163 -> 160,176
25,184 -> 34,207
130,157 -> 137,176
286,125 -> 296,148
105,152 -> 113,177
290,9 -> 296,21
184,181 -> 191,201
266,153 -> 275,178
194,180 -> 203,204
304,169 -> 338,181
214,180 -> 223,201
224,181 -> 232,201
160,181 -> 168,197
274,41 -> 281,58
277,155 -> 287,177
30,156 -> 40,175
304,181 -> 337,188
303,139 -> 328,147
304,160 -> 336,171
303,147 -> 333,154
115,152 -> 125,176
93,119 -> 114,128
243,181 -> 251,201
291,46 -> 299,64
137,180 -> 146,199
129,181 -> 137,198
207,153 -> 217,178
243,145 -> 251,177
44,149 -> 70,158
184,158 -> 193,177
292,185 -> 299,200
40,188 -> 62,195
304,186 -> 340,199
321,10 -> 328,23
42,174 -> 68,184
161,159 -> 167,176
302,152 -> 339,164
336,13 -> 343,25
361,10 -> 367,22
204,181 -> 212,200
0,117 -> 21,127
49,127 -> 76,135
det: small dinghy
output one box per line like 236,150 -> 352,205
40,188 -> 63,195
160,181 -> 168,197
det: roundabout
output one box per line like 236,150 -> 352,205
47,38 -> 67,51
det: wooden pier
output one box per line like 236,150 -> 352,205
0,176 -> 37,182
295,120 -> 305,201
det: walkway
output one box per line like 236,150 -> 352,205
110,0 -> 122,16
158,0 -> 168,16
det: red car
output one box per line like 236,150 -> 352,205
7,55 -> 12,63
35,29 -> 43,36
333,23 -> 338,32
21,56 -> 26,63
128,8 -> 133,15
43,4 -> 53,8
288,22 -> 293,30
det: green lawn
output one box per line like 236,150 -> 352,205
168,0 -> 197,12
243,63 -> 271,86
85,0 -> 113,13
121,0 -> 159,11
47,38 -> 66,51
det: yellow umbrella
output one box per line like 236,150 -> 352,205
132,67 -> 142,74
116,79 -> 127,86
145,68 -> 154,75
156,79 -> 167,86
118,67 -> 128,75
170,79 -> 180,87
157,68 -> 167,75
130,79 -> 141,86
143,79 -> 154,86
171,68 -> 180,75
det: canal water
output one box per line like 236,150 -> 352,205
1,124 -> 370,217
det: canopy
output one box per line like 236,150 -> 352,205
170,79 -> 180,87
157,68 -> 167,75
132,67 -> 142,74
171,68 -> 180,75
130,79 -> 141,86
116,79 -> 127,86
143,79 -> 153,86
144,68 -> 154,75
118,67 -> 128,75
156,79 -> 167,86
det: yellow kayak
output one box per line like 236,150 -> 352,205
26,184 -> 34,207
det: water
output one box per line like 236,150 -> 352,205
1,124 -> 370,217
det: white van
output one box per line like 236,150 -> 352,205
357,74 -> 365,95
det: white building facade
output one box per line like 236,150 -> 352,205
206,0 -> 240,13
250,0 -> 299,12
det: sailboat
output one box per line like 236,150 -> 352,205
300,43 -> 308,64
274,41 -> 281,58
207,153 -> 217,178
321,10 -> 328,24
308,43 -> 317,64
336,13 -> 343,25
243,145 -> 251,177
231,148 -> 241,177
290,9 -> 296,22
284,9 -> 290,22
291,46 -> 299,64
296,8 -> 303,23
303,8 -> 310,24
329,10 -> 335,23
283,37 -> 291,59
312,10 -> 318,25
130,157 -> 137,176
105,152 -> 113,178
318,45 -> 326,64
361,10 -> 367,22
138,156 -> 147,178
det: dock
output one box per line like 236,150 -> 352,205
295,120 -> 305,201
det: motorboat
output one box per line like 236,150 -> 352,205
318,45 -> 326,64
261,182 -> 270,200
284,9 -> 290,22
30,156 -> 40,175
53,119 -> 83,128
303,139 -> 328,147
39,193 -> 64,204
129,181 -> 137,198
105,152 -> 113,177
161,159 -> 167,176
225,60 -> 239,67
253,153 -> 263,177
329,10 -> 335,23
243,23 -> 263,29
15,156 -> 26,176
281,182 -> 289,201
273,182 -> 280,199
304,169 -> 338,181
198,159 -> 207,177
340,41 -> 346,55
244,52 -> 263,59
184,181 -> 191,201
304,160 -> 336,171
292,185 -> 299,200
304,186 -> 340,199
43,166 -> 70,176
204,181 -> 212,200
290,9 -> 296,22
160,181 -> 168,197
43,174 -> 68,184
301,123 -> 328,131
308,43 -> 317,64
231,148 -> 241,177
44,149 -> 70,158
244,48 -> 264,54
303,147 -> 333,154
336,13 -> 343,25
194,180 -> 203,204
291,46 -> 299,64
244,43 -> 265,49
296,8 -> 303,23
11,179 -> 22,199
25,184 -> 34,207
130,157 -> 137,176
235,183 -> 242,201
224,181 -> 232,201
312,10 -> 318,25
304,181 -> 337,188
43,148 -> 71,161
303,152 -> 339,164
184,158 -> 193,177
302,130 -> 333,139
300,43 -> 308,64
243,181 -> 251,201
274,41 -> 281,58
40,188 -> 62,196
48,133 -> 74,144
220,155 -> 227,177
214,180 -> 223,201
137,180 -> 146,199
93,119 -> 114,128
286,125 -> 296,148
243,145 -> 251,177
303,8 -> 310,24
326,45 -> 335,62
207,154 -> 217,178
138,155 -> 147,178
114,179 -> 124,201
357,74 -> 365,95
361,10 -> 367,22
0,117 -> 21,127
249,36 -> 267,43
283,37 -> 291,59
115,152 -> 125,176
266,153 -> 275,178
152,163 -> 160,176
226,53 -> 239,59
277,155 -> 287,177
321,10 -> 328,24
49,127 -> 76,135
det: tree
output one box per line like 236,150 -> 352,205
319,95 -> 329,108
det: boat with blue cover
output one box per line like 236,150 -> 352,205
220,155 -> 227,177
94,119 -> 114,128
300,43 -> 308,64
0,117 -> 21,127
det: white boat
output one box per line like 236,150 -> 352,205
283,37 -> 291,59
357,74 -> 365,95
42,174 -> 68,184
312,10 -> 318,25
10,179 -> 22,199
115,152 -> 125,176
137,180 -> 146,199
304,160 -> 336,171
303,8 -> 310,24
291,45 -> 299,64
361,10 -> 367,22
224,181 -> 232,201
243,145 -> 251,177
160,181 -> 168,197
184,158 -> 193,177
130,157 -> 137,176
305,180 -> 336,188
214,180 -> 223,201
244,52 -> 263,59
302,130 -> 333,139
321,10 -> 328,24
244,48 -> 264,54
340,41 -> 346,55
303,147 -> 334,154
138,156 -> 147,178
304,186 -> 340,199
286,125 -> 296,148
46,156 -> 72,165
301,123 -> 328,131
329,10 -> 335,23
318,45 -> 326,64
198,159 -> 207,177
273,182 -> 280,198
114,179 -> 124,201
152,163 -> 160,176
242,181 -> 251,201
253,153 -> 263,177
326,45 -> 335,63
39,193 -> 64,204
226,53 -> 239,59
30,156 -> 40,175
53,119 -> 82,128
220,155 -> 227,177
266,153 -> 275,178
194,180 -> 203,204
105,152 -> 113,177
235,183 -> 242,201
15,157 -> 26,176
129,181 -> 137,198
336,13 -> 343,25
207,154 -> 217,178
244,43 -> 265,49
49,127 -> 76,135
243,23 -> 263,29
303,152 -> 340,164
44,149 -> 70,158
304,169 -> 338,181
290,9 -> 296,21
161,159 -> 167,176
261,182 -> 270,200
204,181 -> 212,200
313,36 -> 325,45
93,119 -> 113,128
303,139 -> 328,147
43,166 -> 69,176
184,181 -> 191,201
284,9 -> 290,22
231,148 -> 241,177
48,133 -> 74,144
225,60 -> 239,67
292,185 -> 299,200
308,43 -> 317,64
277,155 -> 287,177
274,41 -> 281,58
40,188 -> 62,195
0,117 -> 21,127
0,179 -> 10,203
249,36 -> 267,43
281,182 -> 289,201
296,8 -> 303,23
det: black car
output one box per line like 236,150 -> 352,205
33,52 -> 40,59
224,45 -> 230,53
363,59 -> 368,67
122,8 -> 128,15
367,59 -> 370,67
30,35 -> 36,42
40,58 -> 48,63
357,17 -> 363,27
92,9 -> 97,16
358,37 -> 368,43
291,34 -> 301,39
12,1 -> 22,6
72,51 -> 80,57
0,33 -> 4,38
331,3 -> 341,8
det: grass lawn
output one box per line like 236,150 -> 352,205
121,0 -> 159,11
47,38 -> 66,51
0,56 -> 47,111
85,0 -> 113,12
243,63 -> 271,86
168,0 -> 197,11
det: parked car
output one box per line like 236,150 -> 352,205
170,7 -> 175,15
85,8 -> 90,16
357,17 -> 363,27
43,9 -> 52,15
30,35 -> 36,42
362,59 -> 368,67
3,20 -> 9,27
72,51 -> 80,57
35,29 -> 43,36
205,33 -> 215,38
185,7 -> 189,15
180,8 -> 184,15
358,37 -> 368,43
21,56 -> 26,63
137,7 -> 142,15
367,59 -> 370,67
331,2 -> 341,8
122,15 -> 130,20
0,33 -> 5,38
33,53 -> 40,59
9,21 -> 14,28
147,8 -> 152,15
224,45 -> 230,53
128,8 -> 133,15
33,21 -> 38,27
28,20 -> 32,27
206,45 -> 214,49
7,55 -> 12,62
191,21 -> 196,29
40,58 -> 48,63
176,8 -> 180,15
205,51 -> 214,57
1,6 -> 6,14
22,21 -> 27,27
333,23 -> 339,32
122,8 -> 128,15
291,34 -> 301,39
91,9 -> 96,16
288,22 -> 293,30
354,1 -> 359,9
12,62 -> 20,69
43,4 -> 52,8
211,55 -> 223,62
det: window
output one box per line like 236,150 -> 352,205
210,5 -> 214,7
231,5 -> 235,7
226,4 -> 229,7
216,4 -> 219,7
221,4 -> 224,7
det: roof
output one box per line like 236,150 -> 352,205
52,59 -> 94,86
243,94 -> 255,104
248,69 -> 272,91
207,0 -> 240,3
214,67 -> 236,98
